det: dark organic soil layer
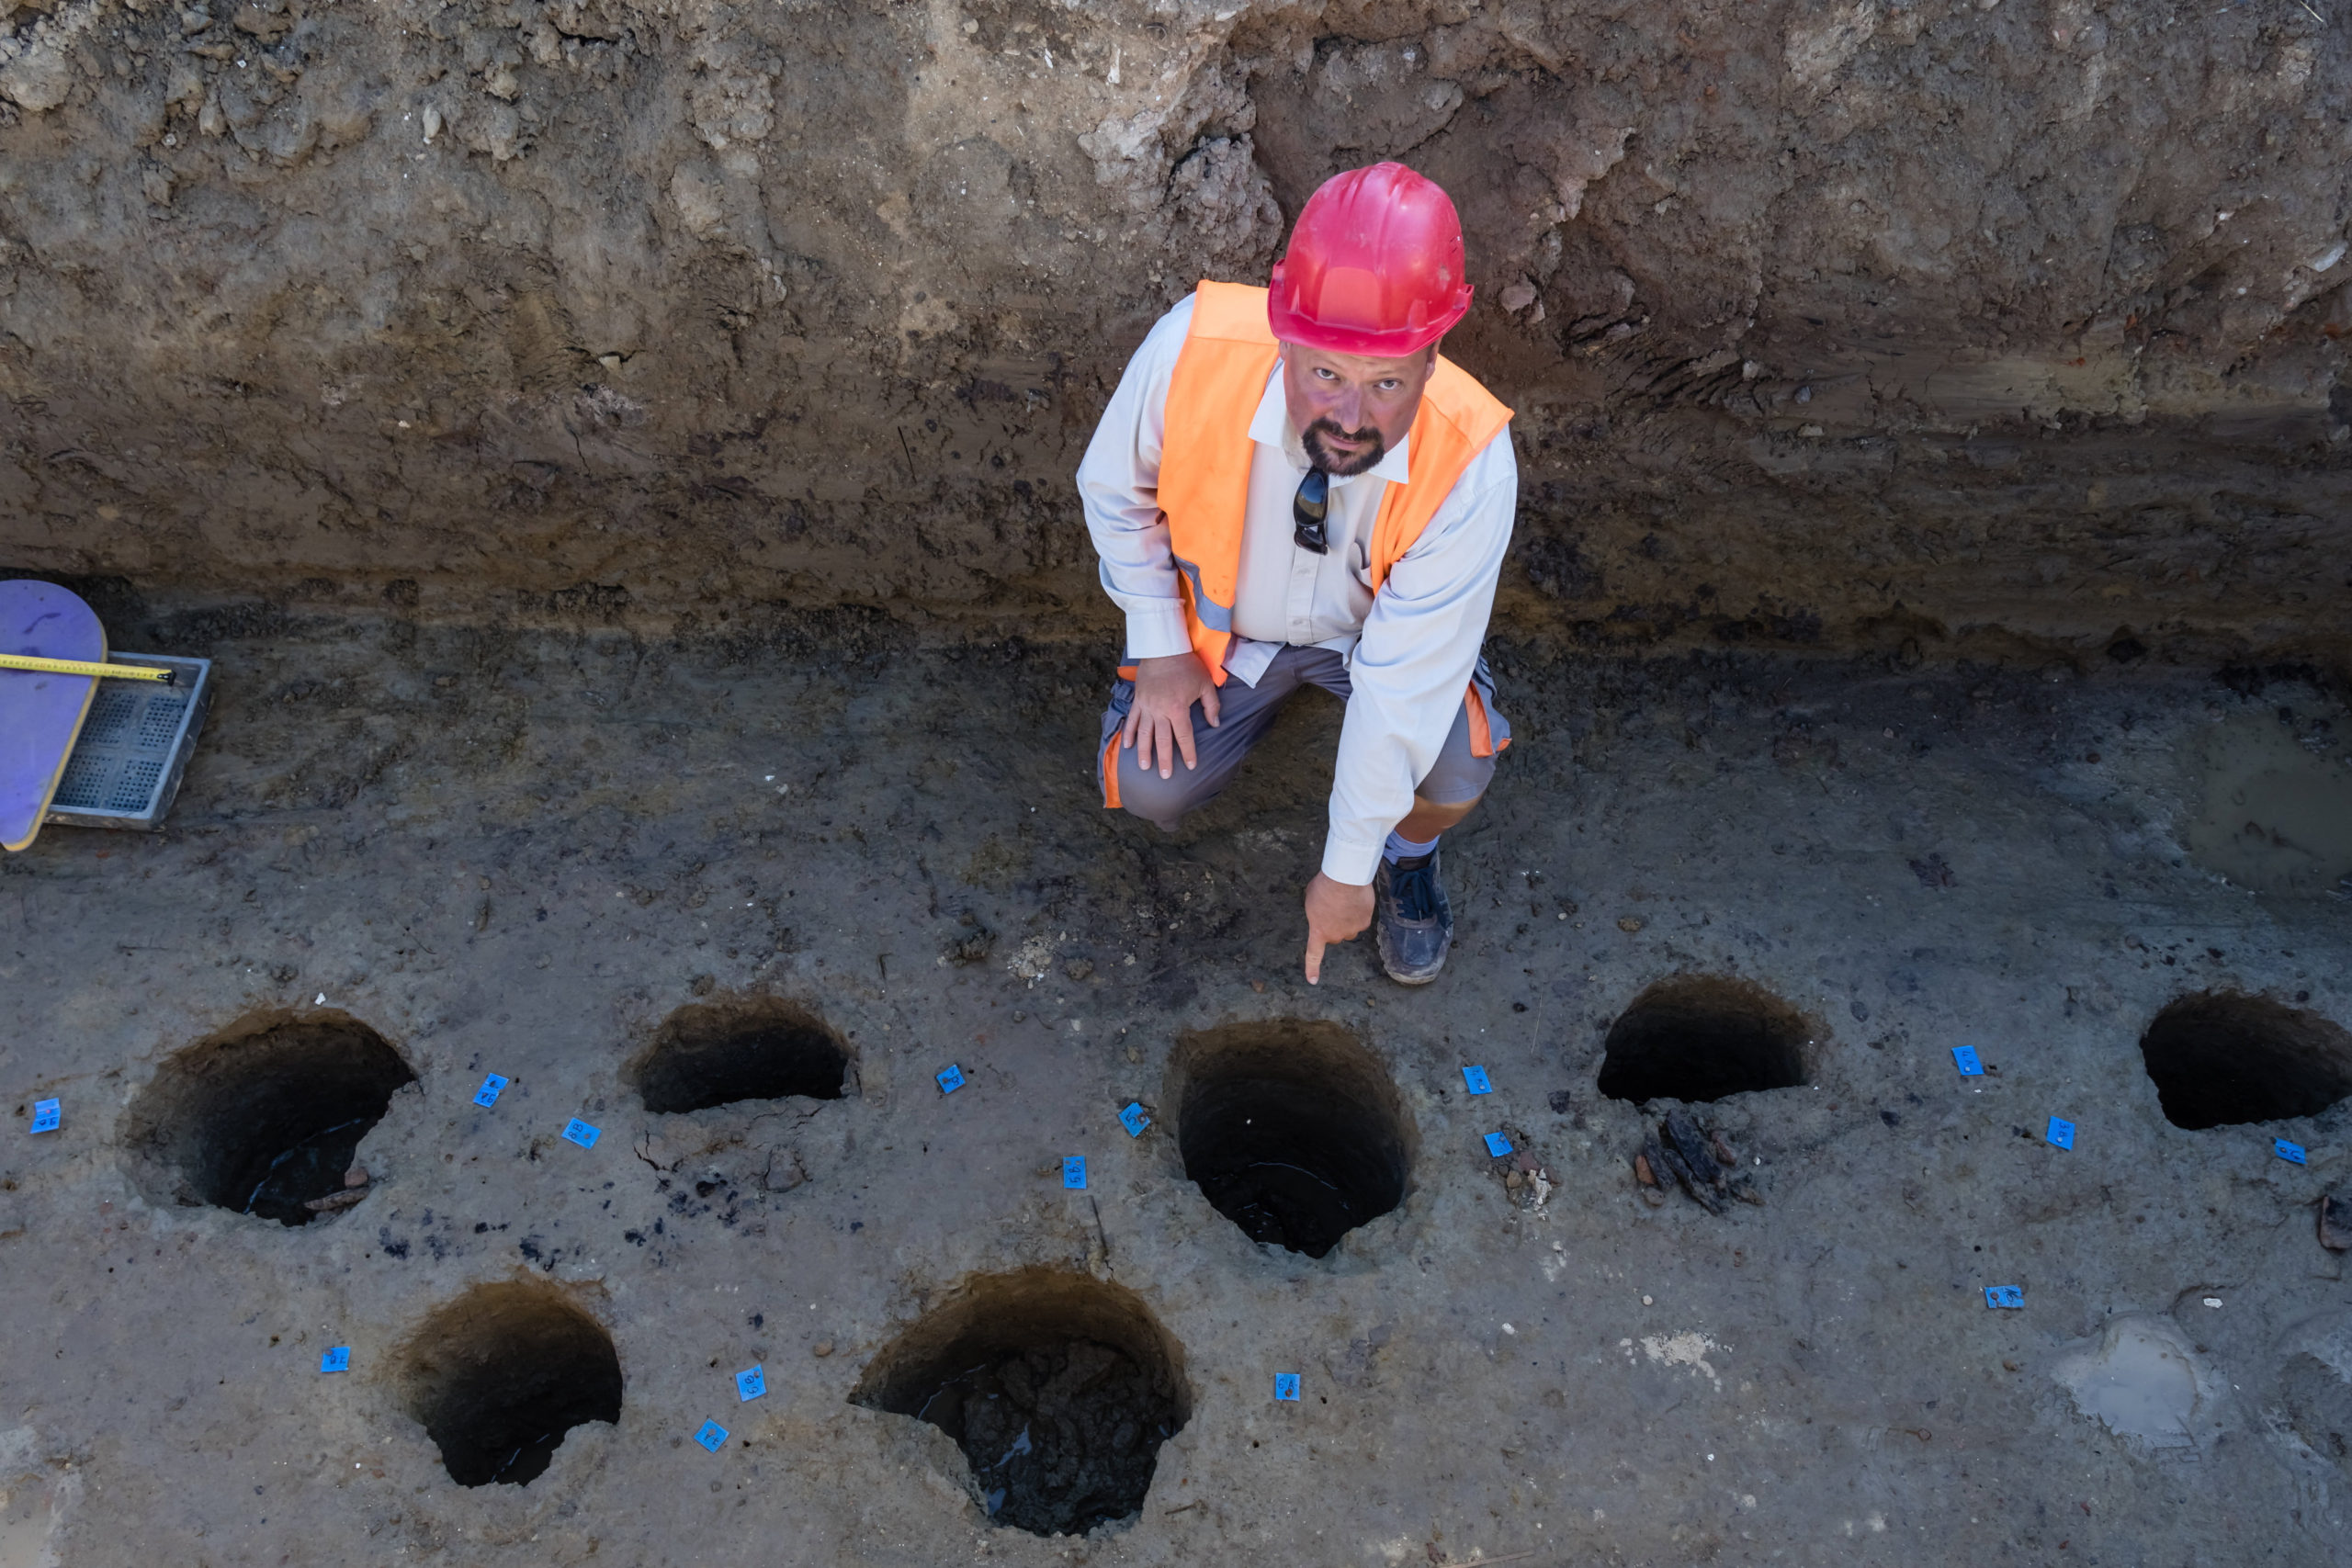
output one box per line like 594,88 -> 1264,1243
913,1340 -> 1180,1537
240,1116 -> 370,1225
1192,1156 -> 1360,1258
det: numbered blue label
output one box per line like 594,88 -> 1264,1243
319,1347 -> 350,1373
936,1065 -> 965,1095
1984,1285 -> 2024,1309
2046,1117 -> 2075,1150
694,1420 -> 729,1452
28,1099 -> 59,1134
2277,1139 -> 2308,1165
1062,1156 -> 1087,1190
735,1364 -> 766,1402
472,1074 -> 508,1109
561,1118 -> 601,1149
1952,1046 -> 1983,1077
1118,1102 -> 1150,1137
1463,1066 -> 1493,1096
1483,1132 -> 1513,1158
1274,1373 -> 1300,1402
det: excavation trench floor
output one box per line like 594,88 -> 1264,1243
0,621 -> 2348,1566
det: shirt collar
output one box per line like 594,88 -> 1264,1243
1250,361 -> 1412,487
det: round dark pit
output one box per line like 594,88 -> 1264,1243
2139,992 -> 2352,1130
631,996 -> 849,1113
852,1269 -> 1188,1537
402,1283 -> 624,1487
1169,1021 -> 1412,1258
120,1012 -> 414,1225
1597,976 -> 1812,1105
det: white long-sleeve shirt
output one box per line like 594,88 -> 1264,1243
1077,292 -> 1519,885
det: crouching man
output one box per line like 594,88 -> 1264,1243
1079,162 -> 1518,987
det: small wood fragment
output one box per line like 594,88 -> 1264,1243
1664,1111 -> 1725,1187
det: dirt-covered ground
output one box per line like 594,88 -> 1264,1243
3,0 -> 2350,661
0,615 -> 2348,1564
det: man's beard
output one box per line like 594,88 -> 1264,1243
1301,417 -> 1387,478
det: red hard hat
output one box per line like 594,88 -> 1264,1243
1267,163 -> 1473,357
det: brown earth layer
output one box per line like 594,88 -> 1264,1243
1,0 -> 2348,664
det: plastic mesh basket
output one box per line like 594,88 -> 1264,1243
44,654 -> 212,831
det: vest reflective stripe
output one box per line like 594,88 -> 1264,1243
1156,283 -> 1277,681
1465,685 -> 1498,756
1101,728 -> 1126,810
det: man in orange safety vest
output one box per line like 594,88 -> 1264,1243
1079,163 -> 1518,987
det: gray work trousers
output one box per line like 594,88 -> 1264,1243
1097,644 -> 1509,832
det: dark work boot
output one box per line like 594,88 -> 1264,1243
1374,850 -> 1453,986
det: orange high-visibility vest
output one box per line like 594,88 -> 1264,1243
1102,281 -> 1513,807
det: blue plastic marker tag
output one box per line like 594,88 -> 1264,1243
1484,1132 -> 1513,1158
28,1099 -> 59,1134
2277,1139 -> 2308,1165
1118,1102 -> 1150,1137
1063,1156 -> 1087,1190
561,1118 -> 601,1149
320,1347 -> 350,1373
473,1074 -> 508,1109
694,1420 -> 729,1452
1952,1046 -> 1983,1077
1463,1066 -> 1493,1096
735,1365 -> 766,1402
1984,1285 -> 2024,1310
2046,1117 -> 2075,1150
1274,1373 -> 1300,1402
936,1066 -> 965,1095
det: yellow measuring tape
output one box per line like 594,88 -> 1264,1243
0,653 -> 176,684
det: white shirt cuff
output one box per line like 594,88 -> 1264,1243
1319,832 -> 1385,886
1124,604 -> 1193,661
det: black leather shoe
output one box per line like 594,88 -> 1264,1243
1374,850 -> 1453,985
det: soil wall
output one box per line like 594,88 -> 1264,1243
2,0 -> 2348,662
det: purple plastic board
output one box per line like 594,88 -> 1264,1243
0,581 -> 106,852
